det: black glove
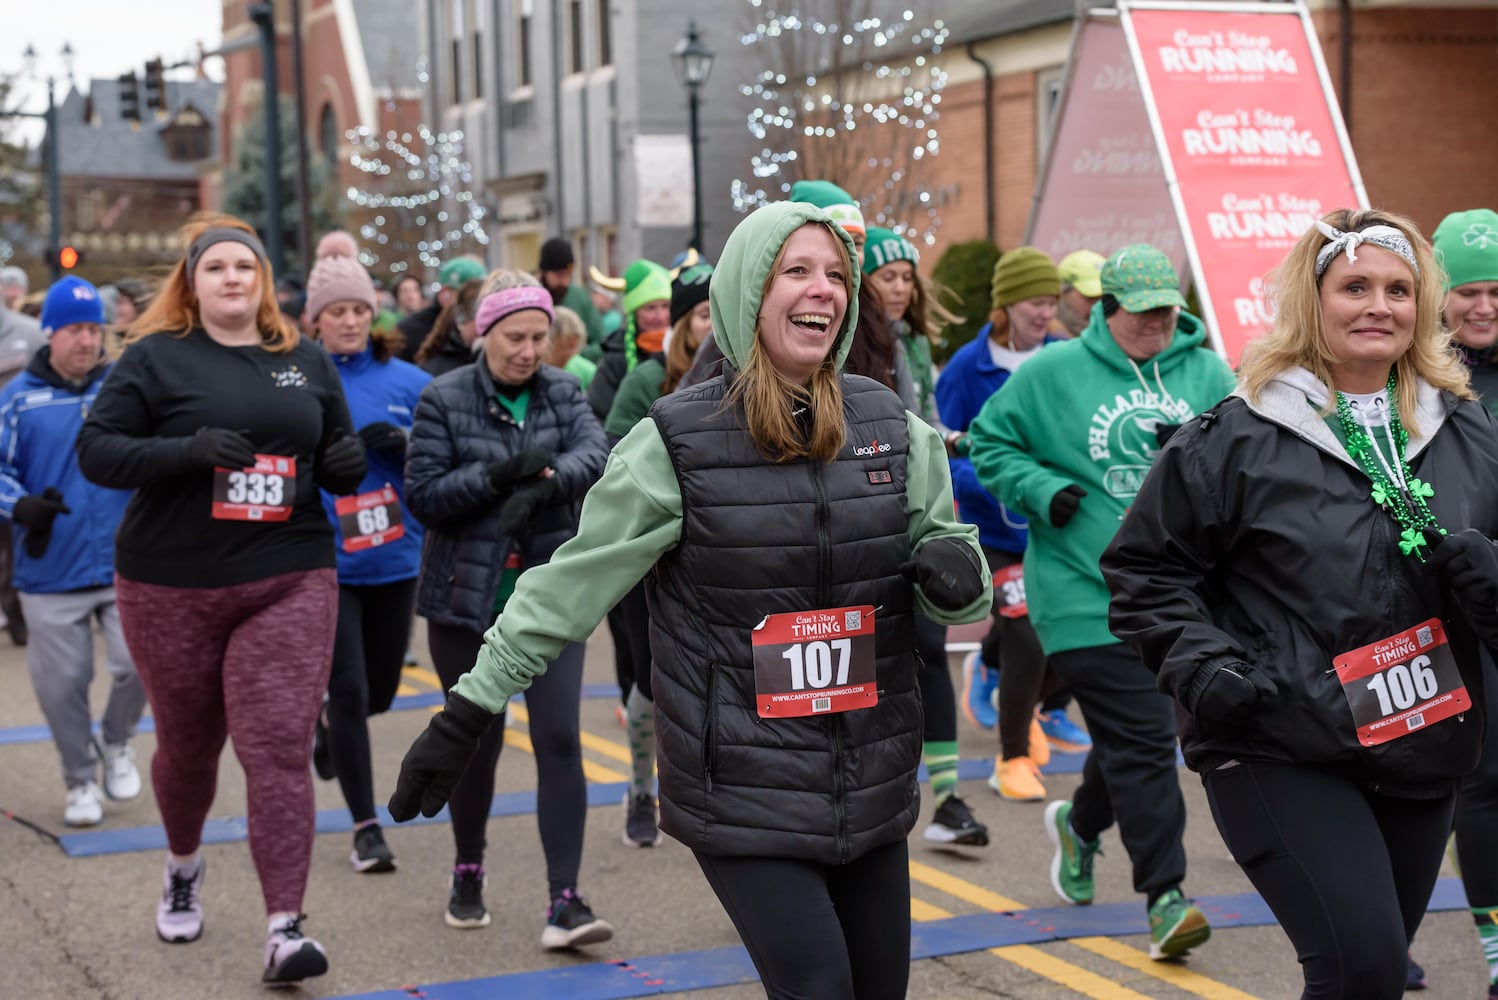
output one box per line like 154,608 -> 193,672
388,692 -> 495,821
900,536 -> 985,611
14,488 -> 70,559
356,421 -> 408,454
1049,485 -> 1087,528
1186,658 -> 1275,731
187,427 -> 256,470
317,432 -> 368,493
486,448 -> 552,493
1428,529 -> 1498,634
498,476 -> 560,538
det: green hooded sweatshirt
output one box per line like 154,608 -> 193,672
453,201 -> 990,714
966,305 -> 1235,656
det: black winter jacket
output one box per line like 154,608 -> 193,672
1103,372 -> 1498,797
418,330 -> 474,378
587,329 -> 629,421
405,361 -> 606,631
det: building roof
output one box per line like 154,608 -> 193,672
57,77 -> 222,180
353,0 -> 425,93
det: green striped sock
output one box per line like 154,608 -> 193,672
1474,908 -> 1498,982
626,686 -> 656,798
924,740 -> 959,805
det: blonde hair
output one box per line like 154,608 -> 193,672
1239,207 -> 1471,436
550,305 -> 586,343
480,267 -> 542,296
126,212 -> 298,353
726,223 -> 854,463
662,310 -> 705,395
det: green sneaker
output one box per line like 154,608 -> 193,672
1148,888 -> 1211,959
1044,800 -> 1099,905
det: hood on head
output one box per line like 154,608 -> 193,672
1079,299 -> 1208,373
708,201 -> 861,372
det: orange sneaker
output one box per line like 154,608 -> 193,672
989,756 -> 1047,801
1028,710 -> 1052,767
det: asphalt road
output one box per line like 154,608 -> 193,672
0,618 -> 1488,999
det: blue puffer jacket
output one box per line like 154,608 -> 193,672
320,345 -> 432,585
405,361 -> 607,631
934,326 -> 1058,554
0,349 -> 132,593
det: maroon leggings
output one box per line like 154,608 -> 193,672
115,568 -> 338,915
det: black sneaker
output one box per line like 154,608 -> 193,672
1406,952 -> 1427,990
312,714 -> 334,781
622,792 -> 661,847
350,824 -> 396,873
540,889 -> 614,950
923,794 -> 991,847
445,865 -> 490,929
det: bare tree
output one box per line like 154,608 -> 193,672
731,1 -> 950,245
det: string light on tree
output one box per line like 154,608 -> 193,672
344,124 -> 489,275
730,5 -> 949,245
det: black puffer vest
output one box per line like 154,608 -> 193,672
647,373 -> 921,864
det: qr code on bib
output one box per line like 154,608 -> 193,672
1416,625 -> 1433,647
844,610 -> 862,631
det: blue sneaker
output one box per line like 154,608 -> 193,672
961,651 -> 998,730
1039,708 -> 1092,753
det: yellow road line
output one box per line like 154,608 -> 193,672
503,727 -> 629,784
404,665 -> 444,691
911,894 -> 1153,1000
506,703 -> 634,766
396,682 -> 420,697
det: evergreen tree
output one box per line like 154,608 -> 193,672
0,74 -> 43,269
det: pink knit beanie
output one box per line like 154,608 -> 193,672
306,254 -> 378,320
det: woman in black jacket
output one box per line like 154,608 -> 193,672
404,269 -> 609,946
1103,209 -> 1498,998
412,278 -> 483,377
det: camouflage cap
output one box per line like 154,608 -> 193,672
1101,244 -> 1187,313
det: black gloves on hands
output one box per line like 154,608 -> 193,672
388,692 -> 495,821
1429,529 -> 1498,639
357,421 -> 408,454
1049,485 -> 1087,528
188,427 -> 256,470
14,488 -> 70,559
486,448 -> 552,493
317,432 -> 368,495
499,476 -> 560,538
1186,659 -> 1274,731
901,537 -> 986,611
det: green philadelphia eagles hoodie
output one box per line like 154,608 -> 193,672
966,305 -> 1235,656
453,201 -> 990,714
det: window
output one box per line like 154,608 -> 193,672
1035,66 -> 1065,170
451,37 -> 463,104
319,103 -> 338,160
595,0 -> 612,67
567,0 -> 584,75
472,30 -> 483,98
517,1 -> 534,88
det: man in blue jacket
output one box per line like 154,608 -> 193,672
0,276 -> 141,827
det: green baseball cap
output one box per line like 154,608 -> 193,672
437,256 -> 487,288
1101,244 -> 1187,312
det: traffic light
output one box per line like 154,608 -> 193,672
45,247 -> 84,270
119,72 -> 141,122
144,58 -> 166,114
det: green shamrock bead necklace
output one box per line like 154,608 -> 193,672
1335,369 -> 1445,560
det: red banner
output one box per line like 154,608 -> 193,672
1128,4 -> 1363,362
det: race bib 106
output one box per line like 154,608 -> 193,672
212,455 -> 296,522
334,485 -> 405,553
1333,617 -> 1472,747
752,605 -> 878,719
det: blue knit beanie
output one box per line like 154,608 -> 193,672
40,277 -> 105,335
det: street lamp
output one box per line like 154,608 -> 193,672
671,22 -> 714,253
21,41 -> 75,283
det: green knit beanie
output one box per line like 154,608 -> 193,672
620,259 -> 671,371
788,179 -> 856,209
1433,209 -> 1498,291
991,247 -> 1061,309
862,227 -> 919,275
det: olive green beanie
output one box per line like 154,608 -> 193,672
991,247 -> 1061,309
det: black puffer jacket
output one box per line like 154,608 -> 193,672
406,361 -> 607,631
1103,371 -> 1498,797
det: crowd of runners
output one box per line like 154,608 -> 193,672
2,179 -> 1497,999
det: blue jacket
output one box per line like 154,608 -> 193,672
0,349 -> 132,593
320,346 -> 432,585
934,327 -> 1057,554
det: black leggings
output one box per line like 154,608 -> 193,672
914,614 -> 955,743
428,620 -> 587,900
327,579 -> 417,823
693,838 -> 911,1000
1454,654 -> 1498,908
1203,760 -> 1455,999
606,581 -> 652,703
980,548 -> 1061,760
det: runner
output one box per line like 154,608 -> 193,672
304,253 -> 431,873
389,200 -> 991,999
1104,210 -> 1498,992
75,212 -> 367,985
403,268 -> 612,947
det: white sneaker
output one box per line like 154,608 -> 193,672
156,857 -> 205,943
64,782 -> 103,826
263,915 -> 328,983
101,743 -> 142,801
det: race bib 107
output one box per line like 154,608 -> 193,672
752,605 -> 878,719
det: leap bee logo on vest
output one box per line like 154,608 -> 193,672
853,439 -> 892,457
1087,390 -> 1195,498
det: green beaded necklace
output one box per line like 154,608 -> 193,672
1335,369 -> 1444,560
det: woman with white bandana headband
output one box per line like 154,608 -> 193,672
1103,209 -> 1498,997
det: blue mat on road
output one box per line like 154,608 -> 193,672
331,879 -> 1473,999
